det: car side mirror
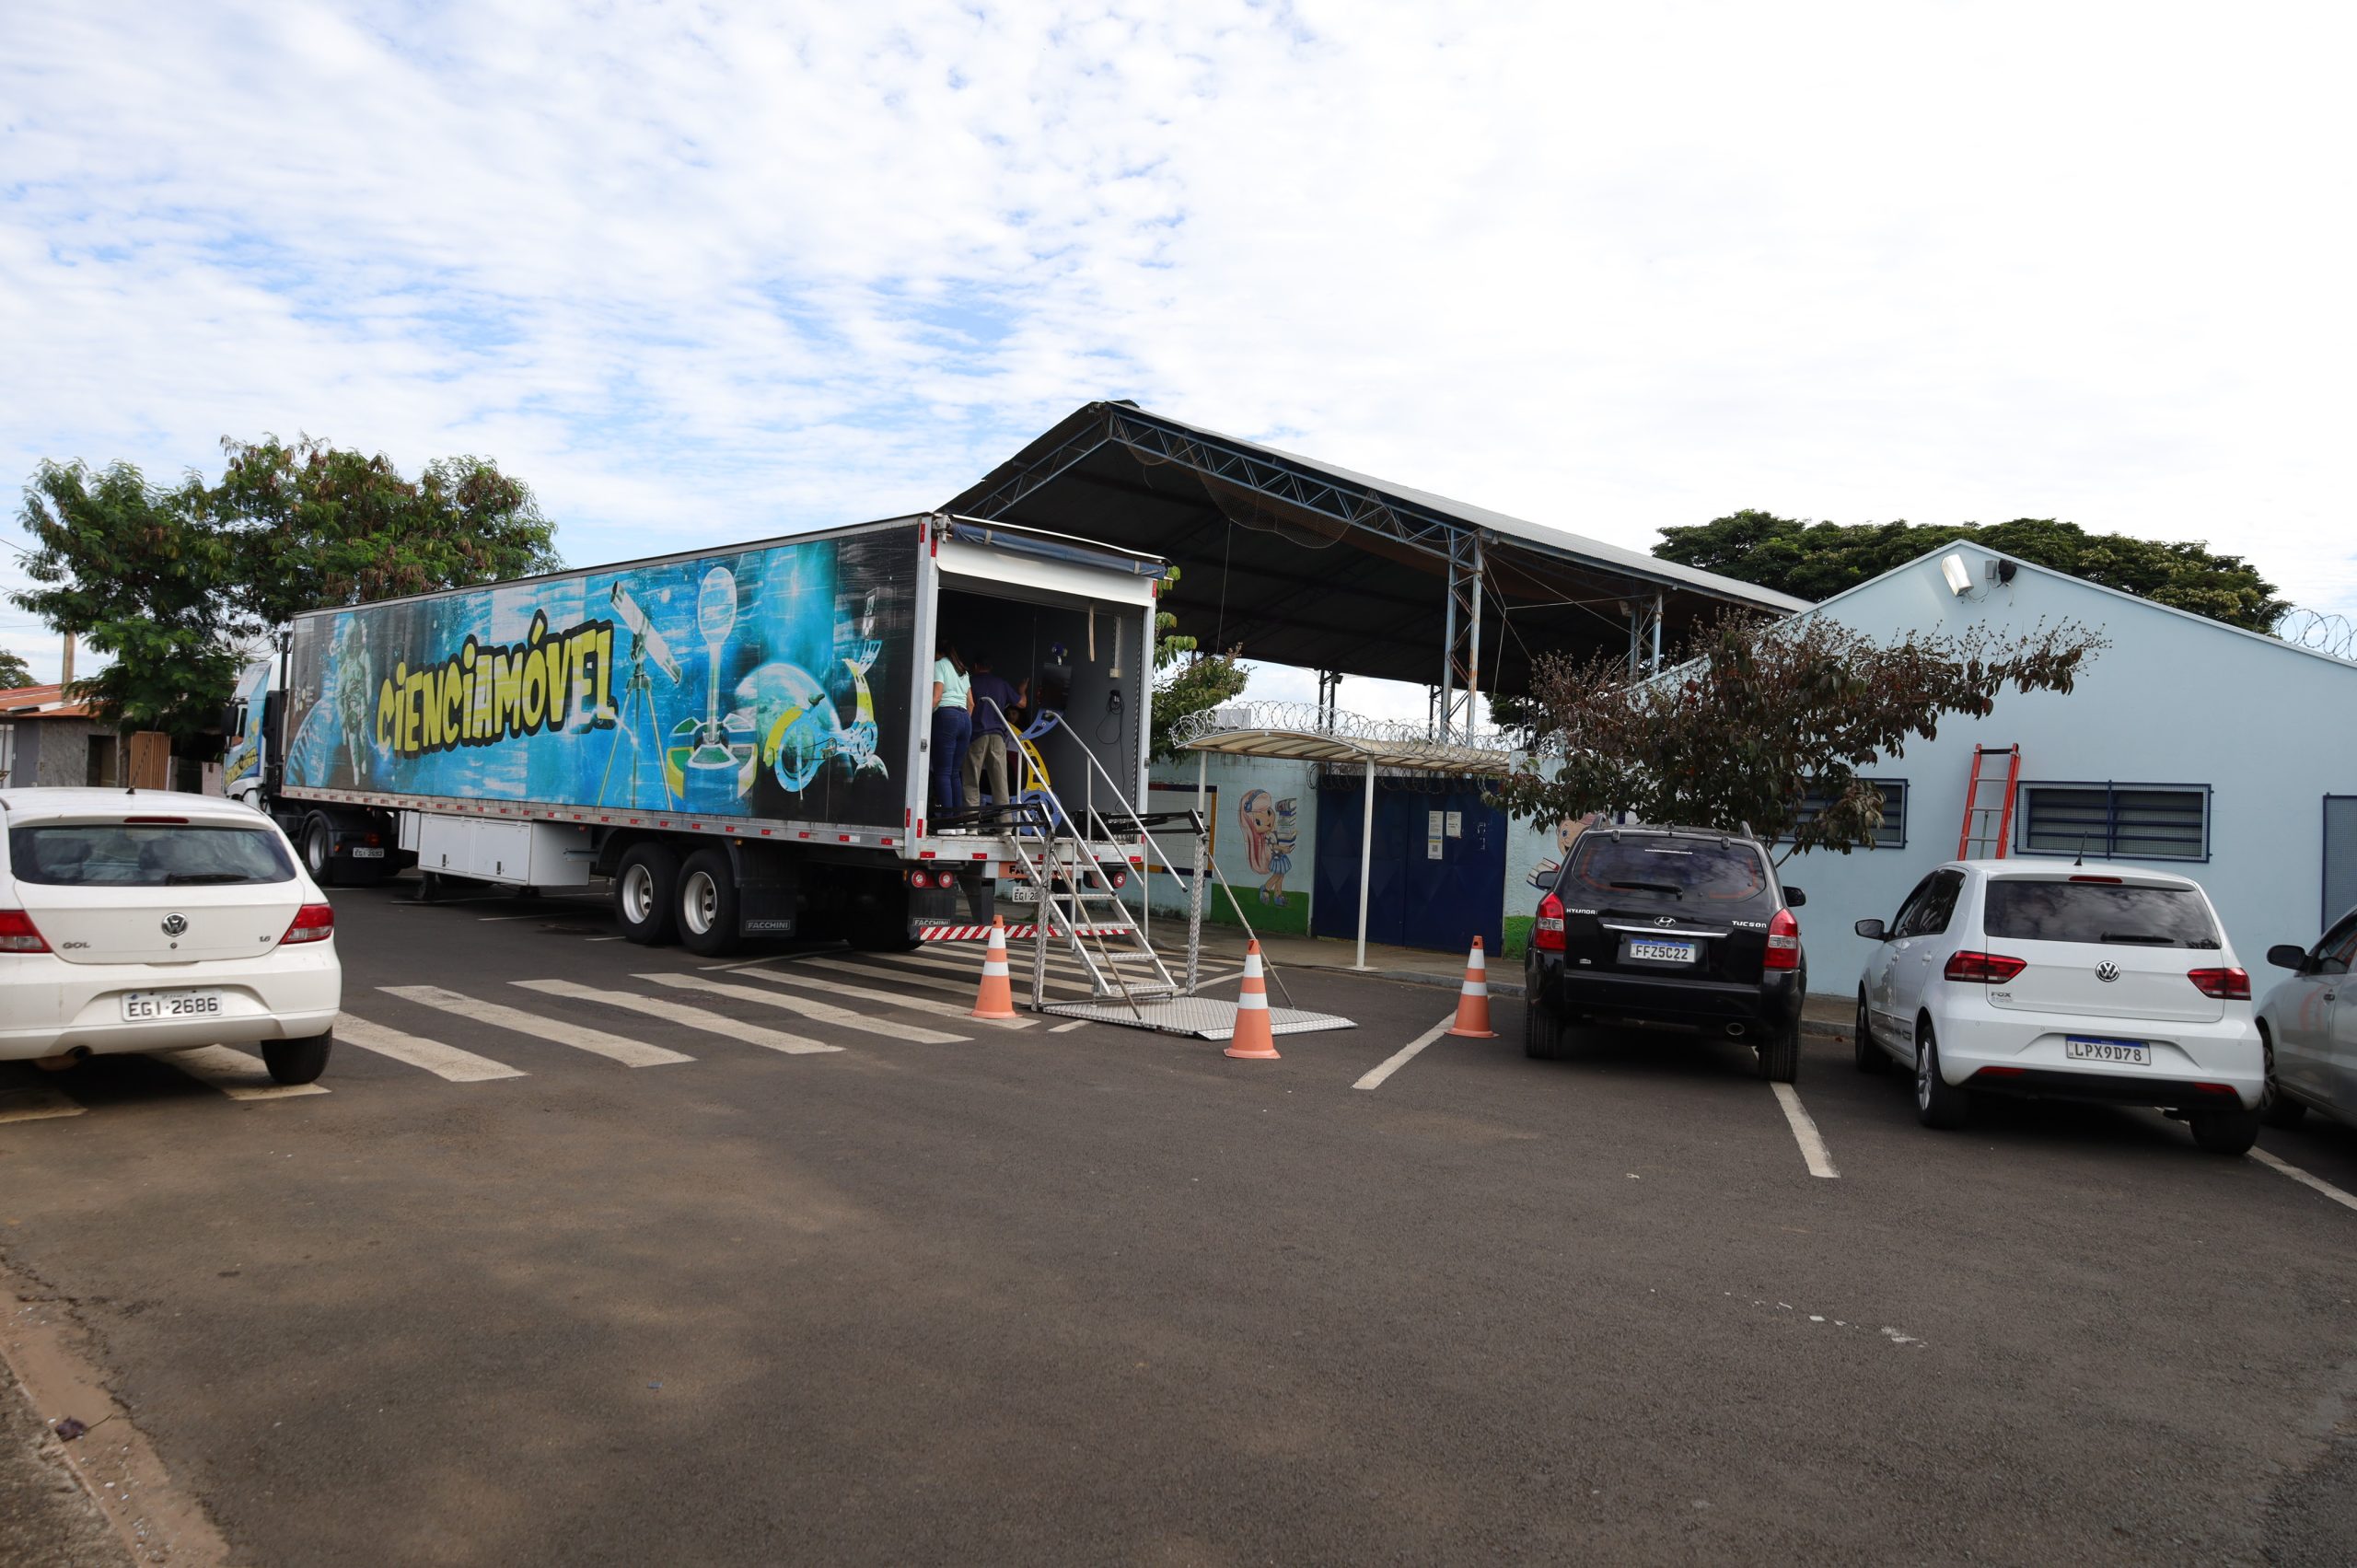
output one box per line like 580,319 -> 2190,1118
2266,943 -> 2310,972
1782,887 -> 1805,908
1854,918 -> 1886,941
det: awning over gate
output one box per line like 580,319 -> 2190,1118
1173,703 -> 1516,969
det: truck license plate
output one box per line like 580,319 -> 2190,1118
1626,938 -> 1696,964
349,846 -> 385,859
122,990 -> 225,1022
2064,1036 -> 2149,1065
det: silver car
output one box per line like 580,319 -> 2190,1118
2258,907 -> 2357,1129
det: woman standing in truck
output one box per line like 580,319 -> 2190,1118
930,639 -> 974,819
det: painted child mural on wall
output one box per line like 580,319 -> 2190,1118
1238,788 -> 1300,906
1527,813 -> 1599,888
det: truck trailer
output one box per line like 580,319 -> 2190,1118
226,513 -> 1168,959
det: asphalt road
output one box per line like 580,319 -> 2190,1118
4,878 -> 2356,1565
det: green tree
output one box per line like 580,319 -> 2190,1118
0,647 -> 31,689
1655,511 -> 2286,632
210,436 -> 560,637
1492,609 -> 2106,859
11,460 -> 244,743
1150,565 -> 1248,760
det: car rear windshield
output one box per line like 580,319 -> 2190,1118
1560,836 -> 1776,912
7,822 -> 296,887
1982,879 -> 2221,948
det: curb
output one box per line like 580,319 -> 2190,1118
1271,962 -> 1526,999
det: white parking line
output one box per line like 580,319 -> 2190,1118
638,973 -> 970,1044
380,985 -> 692,1067
1352,1014 -> 1459,1091
0,1086 -> 85,1123
167,1046 -> 331,1100
513,980 -> 842,1055
732,966 -> 1035,1028
2252,1148 -> 2357,1214
1050,1019 -> 1088,1033
335,1014 -> 528,1081
1771,1084 -> 1840,1179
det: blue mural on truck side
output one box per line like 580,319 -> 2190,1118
281,534 -> 912,829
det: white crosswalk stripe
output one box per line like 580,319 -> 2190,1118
862,947 -> 1100,995
335,1013 -> 528,1081
0,1085 -> 86,1122
638,973 -> 970,1044
380,984 -> 691,1067
167,1046 -> 331,1099
513,979 -> 843,1055
733,963 -> 1036,1028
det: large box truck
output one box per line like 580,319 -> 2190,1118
224,513 -> 1165,956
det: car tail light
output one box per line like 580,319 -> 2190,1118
909,869 -> 933,889
1764,907 -> 1801,970
1097,865 -> 1128,890
123,815 -> 190,825
2188,967 -> 2250,1001
1971,1065 -> 2026,1080
2069,875 -> 2123,884
280,902 -> 335,945
1534,894 -> 1566,952
1945,950 -> 2027,982
0,910 -> 52,954
2194,1082 -> 2241,1097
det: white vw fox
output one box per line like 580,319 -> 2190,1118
0,788 -> 341,1084
1852,861 -> 2263,1154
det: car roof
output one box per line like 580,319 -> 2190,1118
0,787 -> 263,824
1595,823 -> 1768,847
1947,857 -> 2204,888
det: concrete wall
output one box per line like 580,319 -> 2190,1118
1141,751 -> 1317,937
1768,542 -> 2357,995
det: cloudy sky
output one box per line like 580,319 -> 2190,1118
5,1 -> 2352,713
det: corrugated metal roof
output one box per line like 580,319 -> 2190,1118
0,683 -> 97,719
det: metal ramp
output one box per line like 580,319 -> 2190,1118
979,697 -> 1353,1040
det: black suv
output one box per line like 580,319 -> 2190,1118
1524,825 -> 1808,1082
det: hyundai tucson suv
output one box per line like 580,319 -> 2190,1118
0,787 -> 341,1084
1850,860 -> 2262,1153
1524,825 -> 1807,1082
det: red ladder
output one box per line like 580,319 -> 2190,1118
1957,745 -> 2022,860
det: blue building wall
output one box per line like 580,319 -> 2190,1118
1773,542 -> 2357,995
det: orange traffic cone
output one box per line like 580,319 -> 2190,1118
1446,936 -> 1498,1038
970,917 -> 1017,1019
1223,939 -> 1282,1060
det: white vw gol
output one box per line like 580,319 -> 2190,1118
1851,861 -> 2263,1154
0,788 -> 340,1084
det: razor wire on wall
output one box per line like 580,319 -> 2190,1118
2276,609 -> 2357,661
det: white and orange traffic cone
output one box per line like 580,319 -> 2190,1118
1223,939 -> 1282,1060
1445,935 -> 1497,1038
970,916 -> 1017,1019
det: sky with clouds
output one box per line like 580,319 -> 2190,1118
5,1 -> 2353,716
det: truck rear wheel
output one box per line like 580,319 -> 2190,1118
302,816 -> 340,887
676,848 -> 743,958
614,843 -> 680,946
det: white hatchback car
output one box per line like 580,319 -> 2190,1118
1,787 -> 341,1084
1851,860 -> 2263,1154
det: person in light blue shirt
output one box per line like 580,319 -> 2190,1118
930,640 -> 973,817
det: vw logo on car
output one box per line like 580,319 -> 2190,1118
161,912 -> 189,937
2095,960 -> 2119,982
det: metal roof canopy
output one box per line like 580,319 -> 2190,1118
947,401 -> 1805,737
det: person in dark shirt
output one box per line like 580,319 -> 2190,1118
964,654 -> 1026,808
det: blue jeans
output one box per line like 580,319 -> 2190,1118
931,706 -> 972,816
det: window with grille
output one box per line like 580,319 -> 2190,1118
1781,779 -> 1907,849
2015,783 -> 2209,862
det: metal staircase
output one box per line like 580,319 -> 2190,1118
1957,744 -> 2022,859
978,696 -> 1196,1013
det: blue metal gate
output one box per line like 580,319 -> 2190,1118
1313,778 -> 1504,955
